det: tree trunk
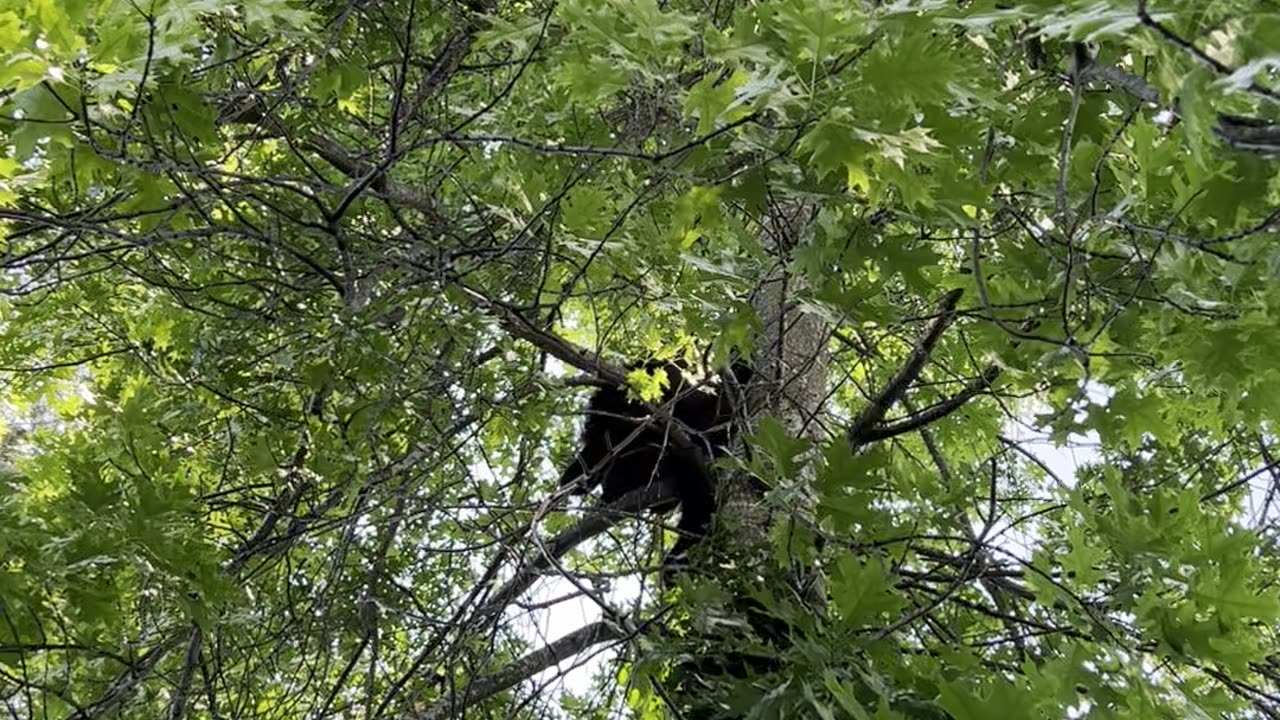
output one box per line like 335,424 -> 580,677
664,197 -> 832,716
720,197 -> 828,560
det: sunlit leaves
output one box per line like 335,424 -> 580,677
858,31 -> 963,109
799,111 -> 945,205
558,0 -> 696,72
684,71 -> 751,135
554,50 -> 632,104
242,0 -> 312,29
768,0 -> 864,68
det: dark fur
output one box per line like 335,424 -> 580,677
560,359 -> 752,565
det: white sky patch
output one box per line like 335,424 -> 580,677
508,352 -> 632,698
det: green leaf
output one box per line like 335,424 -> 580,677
823,671 -> 872,720
937,682 -> 988,720
747,417 -> 812,483
683,71 -> 749,135
771,0 -> 864,65
831,555 -> 905,625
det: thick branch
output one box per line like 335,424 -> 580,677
857,364 -> 1001,443
455,285 -> 630,385
477,484 -> 676,621
847,289 -> 964,447
417,621 -> 629,720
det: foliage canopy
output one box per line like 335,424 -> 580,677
2,0 -> 1280,717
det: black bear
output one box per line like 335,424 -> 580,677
559,359 -> 752,565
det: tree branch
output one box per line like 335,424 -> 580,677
417,621 -> 630,720
847,289 -> 964,447
476,484 -> 676,622
857,365 -> 1001,443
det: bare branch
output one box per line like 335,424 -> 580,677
417,621 -> 629,720
1136,0 -> 1280,105
857,365 -> 1001,443
477,484 -> 676,621
847,289 -> 964,447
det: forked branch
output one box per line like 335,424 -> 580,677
847,289 -> 967,447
